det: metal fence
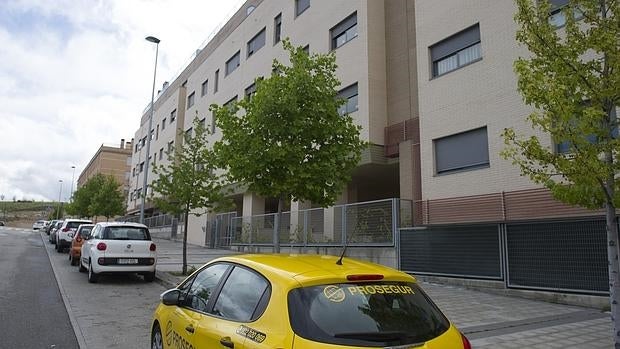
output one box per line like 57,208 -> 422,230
399,217 -> 609,295
121,214 -> 176,228
227,199 -> 412,247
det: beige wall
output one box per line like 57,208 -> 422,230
78,143 -> 132,199
415,0 -> 549,201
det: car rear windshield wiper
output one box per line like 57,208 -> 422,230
333,331 -> 417,343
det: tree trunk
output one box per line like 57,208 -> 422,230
273,196 -> 284,253
183,208 -> 189,275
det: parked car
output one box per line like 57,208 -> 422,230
55,219 -> 92,252
0,221 -> 4,226
32,220 -> 46,230
151,255 -> 472,349
69,224 -> 94,266
80,222 -> 156,283
49,220 -> 63,244
45,220 -> 58,235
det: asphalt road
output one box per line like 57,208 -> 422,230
0,227 -> 79,348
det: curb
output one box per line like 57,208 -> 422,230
40,231 -> 87,349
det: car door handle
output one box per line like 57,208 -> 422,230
185,325 -> 195,334
220,336 -> 234,348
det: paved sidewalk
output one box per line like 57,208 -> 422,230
153,238 -> 612,348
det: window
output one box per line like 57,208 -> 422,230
199,118 -> 206,129
139,162 -> 144,173
211,266 -> 270,321
296,0 -> 310,16
201,79 -> 208,97
245,82 -> 257,100
337,83 -> 358,115
288,282 -> 449,347
224,96 -> 238,111
430,24 -> 481,78
185,128 -> 193,140
132,168 -> 136,177
330,12 -> 357,50
150,129 -> 154,141
555,106 -> 617,153
302,44 -> 310,54
434,127 -> 489,174
225,51 -> 240,76
187,91 -> 195,109
162,117 -> 166,130
156,124 -> 159,140
135,143 -> 139,153
211,112 -> 216,134
247,28 -> 266,58
182,264 -> 229,313
274,13 -> 282,44
159,148 -> 163,160
168,141 -> 174,153
548,0 -> 583,27
170,109 -> 177,122
214,70 -> 219,93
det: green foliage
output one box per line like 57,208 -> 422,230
150,115 -> 230,216
68,174 -> 125,219
502,0 -> 620,208
47,204 -> 64,221
89,175 -> 126,219
211,39 -> 366,208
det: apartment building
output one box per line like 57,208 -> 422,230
127,0 -> 607,295
77,139 -> 133,200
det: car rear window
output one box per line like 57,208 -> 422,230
288,282 -> 450,347
103,226 -> 150,240
79,226 -> 93,236
67,221 -> 91,229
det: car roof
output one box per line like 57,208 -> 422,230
210,254 -> 415,287
64,219 -> 92,223
95,222 -> 147,228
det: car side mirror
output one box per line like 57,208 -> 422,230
161,289 -> 181,306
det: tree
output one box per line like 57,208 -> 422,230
150,116 -> 229,275
502,0 -> 619,344
212,39 -> 366,252
67,174 -> 105,219
48,205 -> 64,221
89,175 -> 125,221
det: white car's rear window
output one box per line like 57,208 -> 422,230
103,227 -> 150,240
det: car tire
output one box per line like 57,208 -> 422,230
143,272 -> 155,283
151,323 -> 163,349
55,242 -> 60,252
88,261 -> 99,283
79,260 -> 87,273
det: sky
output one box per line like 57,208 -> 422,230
0,0 -> 243,202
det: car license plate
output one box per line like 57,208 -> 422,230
118,258 -> 138,264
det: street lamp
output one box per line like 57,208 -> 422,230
56,180 -> 63,220
70,165 -> 76,201
140,35 -> 160,224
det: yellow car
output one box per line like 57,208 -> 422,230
151,254 -> 471,349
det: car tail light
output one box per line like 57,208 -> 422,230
62,227 -> 70,232
96,242 -> 107,251
346,274 -> 384,281
150,243 -> 156,251
461,333 -> 472,349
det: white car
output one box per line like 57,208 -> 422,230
55,219 -> 92,252
32,220 -> 46,230
80,222 -> 156,283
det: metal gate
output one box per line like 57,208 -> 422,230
399,224 -> 502,279
505,219 -> 608,294
206,212 -> 236,248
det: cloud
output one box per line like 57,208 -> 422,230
0,0 -> 243,201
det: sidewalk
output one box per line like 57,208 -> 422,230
153,238 -> 612,348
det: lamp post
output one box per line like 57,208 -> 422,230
70,165 -> 76,202
56,180 -> 63,220
140,35 -> 160,224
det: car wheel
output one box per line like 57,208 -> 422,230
151,323 -> 163,349
79,259 -> 87,273
55,242 -> 60,252
143,271 -> 155,283
88,261 -> 98,283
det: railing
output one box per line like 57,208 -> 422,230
118,214 -> 178,228
227,199 -> 412,247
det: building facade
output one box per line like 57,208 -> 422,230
78,139 -> 133,200
127,0 -> 608,294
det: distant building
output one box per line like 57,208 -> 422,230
77,139 -> 133,201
